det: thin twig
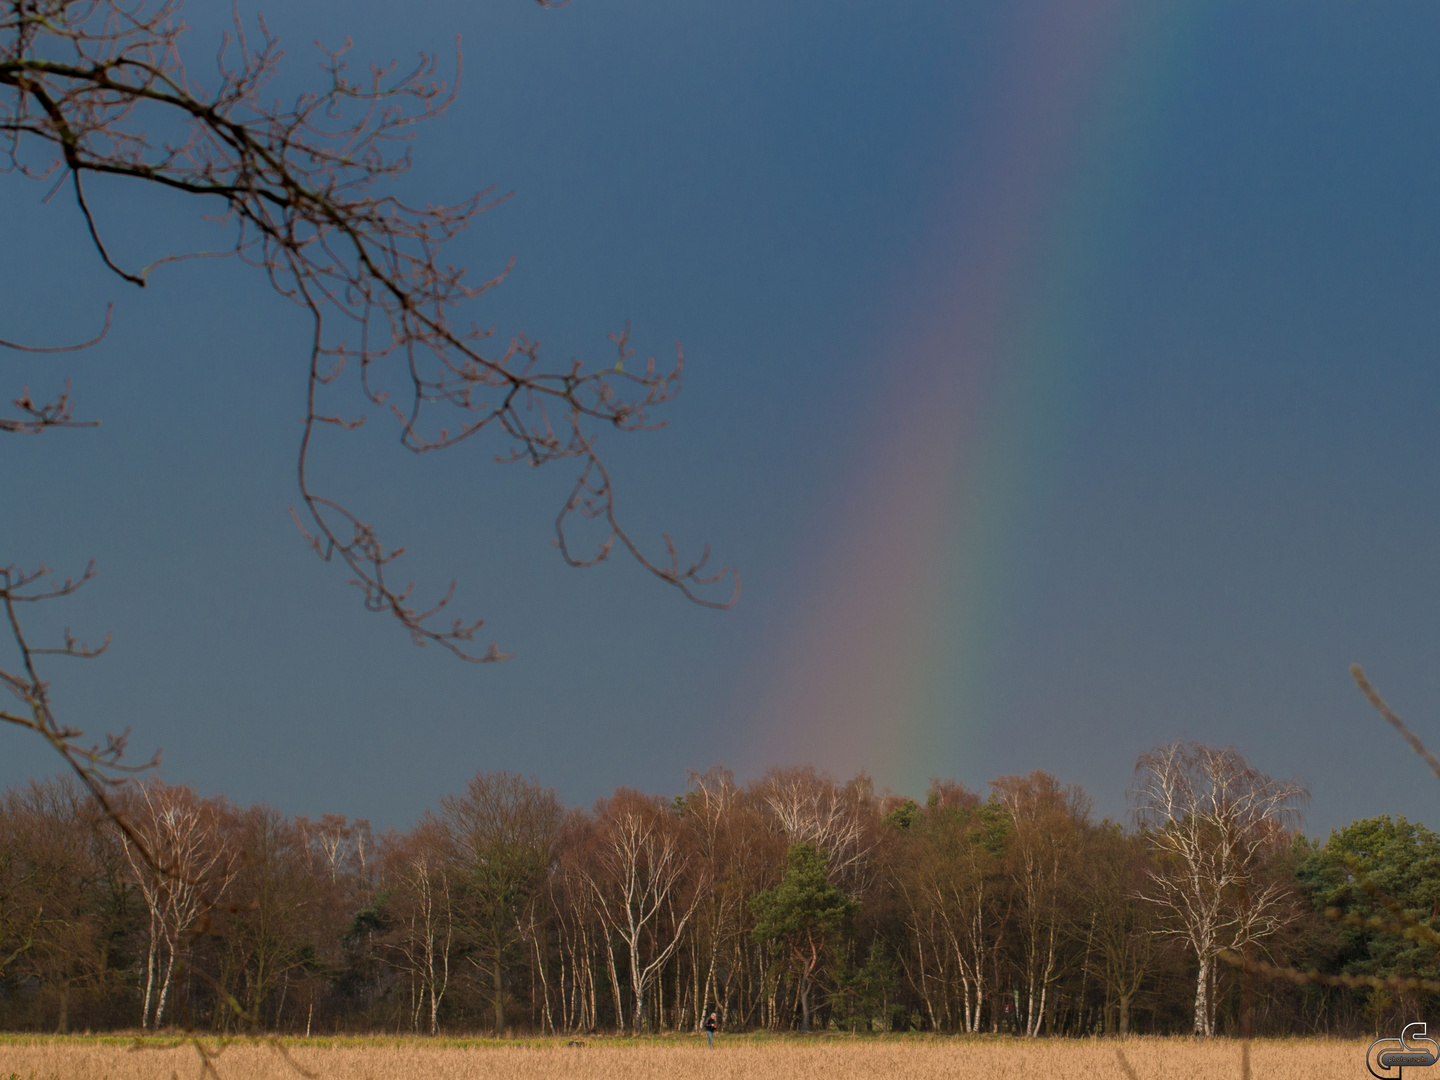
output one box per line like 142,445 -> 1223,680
0,302 -> 112,352
1350,664 -> 1440,780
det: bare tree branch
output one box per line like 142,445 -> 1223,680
0,301 -> 111,352
1,2 -> 735,1055
2,0 -> 736,666
1350,663 -> 1440,781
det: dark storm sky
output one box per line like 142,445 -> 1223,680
5,0 -> 1440,838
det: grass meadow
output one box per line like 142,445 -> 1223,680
0,1033 -> 1367,1080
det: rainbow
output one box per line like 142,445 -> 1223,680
741,1 -> 1199,795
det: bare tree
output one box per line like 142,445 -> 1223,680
0,777 -> 107,1032
993,771 -> 1087,1037
214,803 -> 330,1033
119,780 -> 234,1029
0,784 -> 47,984
678,767 -> 764,1033
299,813 -> 357,886
439,771 -> 562,1037
583,789 -> 704,1032
548,812 -> 605,1033
911,783 -> 1009,1033
759,767 -> 876,893
1131,740 -> 1306,1036
380,821 -> 456,1035
1,0 -> 736,852
1079,822 -> 1163,1036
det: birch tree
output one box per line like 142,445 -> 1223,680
677,768 -> 774,1032
548,815 -> 606,1033
382,824 -> 456,1036
915,785 -> 1009,1033
759,768 -> 875,893
1131,740 -> 1306,1036
992,771 -> 1086,1037
120,781 -> 232,1030
583,790 -> 704,1031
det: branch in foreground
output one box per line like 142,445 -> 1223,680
0,563 -> 161,860
1218,948 -> 1440,994
1350,663 -> 1440,780
3,1 -> 735,1057
0,301 -> 111,353
1211,668 -> 1440,1023
3,0 -> 738,663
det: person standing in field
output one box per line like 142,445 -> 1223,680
703,1012 -> 719,1048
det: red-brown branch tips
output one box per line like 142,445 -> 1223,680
0,560 -> 159,874
1,2 -> 735,1067
3,0 -> 737,665
0,3 -> 736,1046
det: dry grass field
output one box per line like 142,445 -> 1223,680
0,1034 -> 1367,1080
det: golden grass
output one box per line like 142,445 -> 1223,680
0,1033 -> 1366,1080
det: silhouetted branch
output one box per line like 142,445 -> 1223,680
1350,663 -> 1440,780
0,301 -> 111,352
2,0 -> 733,1057
3,0 -> 736,666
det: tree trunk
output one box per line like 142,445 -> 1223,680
1025,974 -> 1038,1037
584,942 -> 598,1031
1193,953 -> 1211,1036
276,974 -> 289,1030
493,942 -> 505,1036
1032,984 -> 1048,1037
55,975 -> 70,1034
766,970 -> 780,1032
141,914 -> 158,1029
532,922 -> 555,1034
1118,992 -> 1131,1036
633,976 -> 646,1034
154,953 -> 176,1029
604,935 -> 624,1033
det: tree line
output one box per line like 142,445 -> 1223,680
0,740 -> 1432,1038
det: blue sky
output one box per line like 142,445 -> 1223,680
5,0 -> 1440,836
